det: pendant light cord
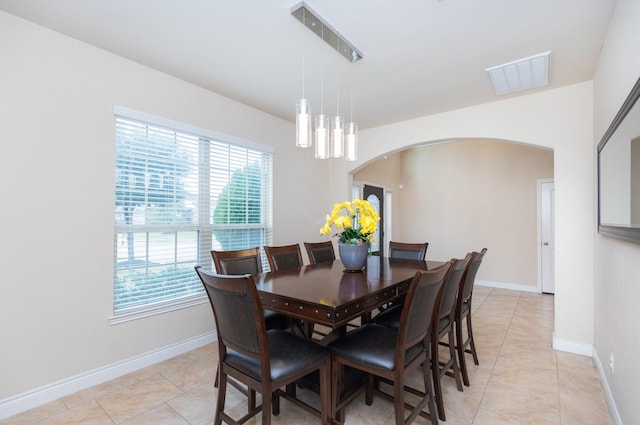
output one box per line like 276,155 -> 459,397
336,73 -> 340,116
320,56 -> 324,114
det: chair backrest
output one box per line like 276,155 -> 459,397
437,254 -> 472,322
304,241 -> 336,264
388,241 -> 429,261
195,266 -> 267,358
211,247 -> 263,275
457,248 -> 488,307
264,244 -> 303,271
399,263 -> 450,349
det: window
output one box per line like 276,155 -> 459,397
113,106 -> 273,319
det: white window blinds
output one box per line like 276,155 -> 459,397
114,108 -> 273,316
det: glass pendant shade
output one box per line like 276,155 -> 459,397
331,116 -> 345,158
315,114 -> 330,159
346,121 -> 358,161
296,99 -> 312,148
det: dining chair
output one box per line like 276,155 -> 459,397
304,241 -> 336,264
430,254 -> 470,419
375,241 -> 428,315
210,247 -> 289,330
328,263 -> 450,425
264,243 -> 310,337
194,267 -> 332,425
264,243 -> 304,272
210,247 -> 290,390
374,256 -> 468,421
453,248 -> 488,386
388,241 -> 429,260
303,241 -> 340,336
211,247 -> 263,275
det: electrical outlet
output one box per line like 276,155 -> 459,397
609,352 -> 615,374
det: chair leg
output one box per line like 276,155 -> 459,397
261,385 -> 272,425
447,329 -> 463,392
466,314 -> 479,365
272,391 -> 280,416
422,356 -> 439,425
365,373 -> 374,406
332,361 -> 345,424
249,389 -> 256,412
319,358 -> 332,425
456,317 -> 470,387
393,372 -> 406,425
431,334 -> 446,421
285,383 -> 296,397
214,365 -> 219,388
214,369 -> 227,425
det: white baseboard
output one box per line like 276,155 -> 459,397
475,279 -> 540,293
593,350 -> 624,425
552,333 -> 593,356
553,337 -> 622,424
0,331 -> 216,421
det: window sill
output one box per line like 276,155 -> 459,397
108,294 -> 208,325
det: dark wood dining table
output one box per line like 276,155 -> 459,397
255,256 -> 446,331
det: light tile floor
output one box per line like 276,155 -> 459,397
1,287 -> 613,425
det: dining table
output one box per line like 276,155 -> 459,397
255,256 -> 446,424
254,256 -> 446,333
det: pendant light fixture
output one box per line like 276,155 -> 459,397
296,98 -> 312,148
331,72 -> 345,158
315,115 -> 330,158
295,10 -> 312,148
291,2 -> 362,160
315,55 -> 330,159
345,121 -> 357,161
331,115 -> 345,157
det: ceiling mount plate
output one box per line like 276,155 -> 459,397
291,2 -> 363,63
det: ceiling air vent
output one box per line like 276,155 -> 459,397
486,51 -> 550,96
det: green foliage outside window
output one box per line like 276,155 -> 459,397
212,162 -> 263,251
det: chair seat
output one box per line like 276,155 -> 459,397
264,309 -> 289,330
461,300 -> 470,315
328,323 -> 425,371
298,365 -> 367,395
375,305 -> 451,333
373,304 -> 402,328
438,316 -> 451,333
226,329 -> 330,382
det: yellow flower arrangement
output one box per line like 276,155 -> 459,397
320,199 -> 380,245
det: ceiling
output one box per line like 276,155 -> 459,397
0,0 -> 617,130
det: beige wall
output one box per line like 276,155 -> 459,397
352,152 -> 403,190
593,0 -> 640,424
355,140 -> 553,289
0,10 -> 330,406
335,81 -> 595,353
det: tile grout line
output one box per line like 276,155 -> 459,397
469,289 -> 522,425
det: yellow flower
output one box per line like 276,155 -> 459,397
320,223 -> 332,235
359,215 -> 376,234
320,198 -> 380,245
334,215 -> 352,228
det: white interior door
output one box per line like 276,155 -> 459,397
540,180 -> 555,294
